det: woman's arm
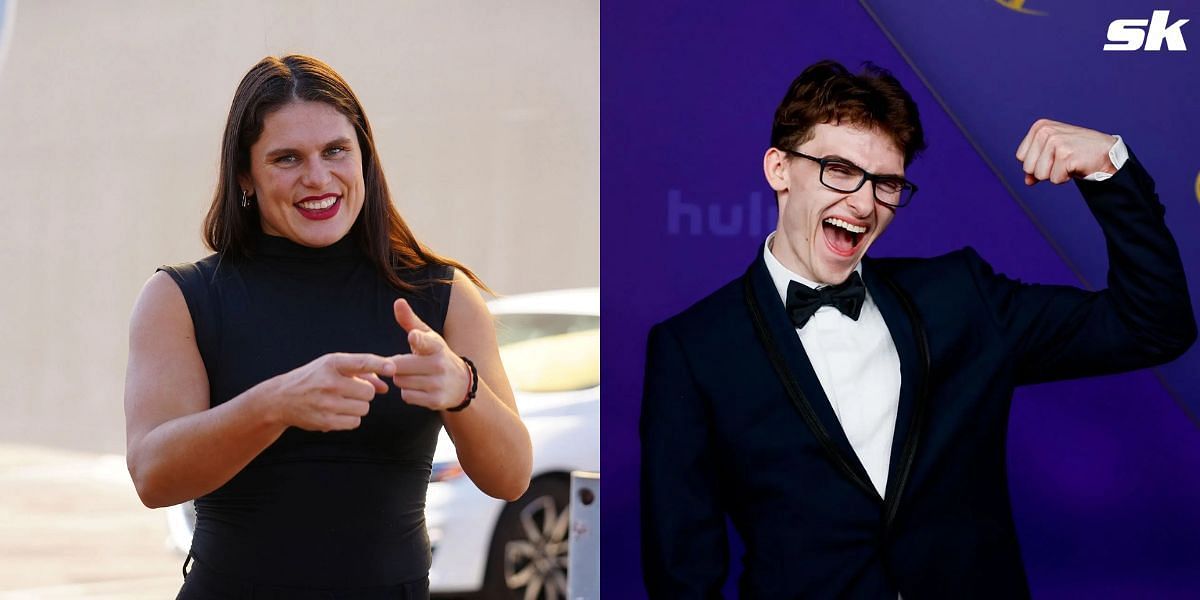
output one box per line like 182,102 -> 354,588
441,271 -> 533,500
389,270 -> 533,501
124,272 -> 397,508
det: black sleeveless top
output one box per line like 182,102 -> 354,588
159,231 -> 452,588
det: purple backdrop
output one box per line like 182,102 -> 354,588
602,1 -> 1200,598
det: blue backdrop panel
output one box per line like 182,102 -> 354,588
602,1 -> 1200,598
863,0 -> 1200,419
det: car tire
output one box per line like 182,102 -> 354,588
482,475 -> 570,600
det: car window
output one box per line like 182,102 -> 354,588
493,313 -> 600,347
499,327 -> 600,393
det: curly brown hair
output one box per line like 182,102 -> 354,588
771,60 -> 926,166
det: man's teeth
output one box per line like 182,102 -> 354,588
298,197 -> 338,210
825,218 -> 866,234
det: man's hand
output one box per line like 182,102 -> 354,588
390,298 -> 470,411
1015,119 -> 1117,186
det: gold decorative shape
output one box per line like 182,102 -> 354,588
995,0 -> 1048,16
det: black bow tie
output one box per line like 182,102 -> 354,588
785,271 -> 866,328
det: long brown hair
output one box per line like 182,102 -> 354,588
203,54 -> 488,293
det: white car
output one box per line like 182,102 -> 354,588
166,288 -> 600,600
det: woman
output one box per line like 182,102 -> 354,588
124,55 -> 532,599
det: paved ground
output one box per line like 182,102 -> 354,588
0,444 -> 182,599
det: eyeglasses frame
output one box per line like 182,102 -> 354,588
779,148 -> 918,208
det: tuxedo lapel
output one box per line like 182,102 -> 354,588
861,257 -> 929,528
743,253 -> 880,504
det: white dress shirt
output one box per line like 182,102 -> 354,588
757,136 -> 1128,499
1084,135 -> 1129,181
764,234 -> 901,498
755,137 -> 1126,598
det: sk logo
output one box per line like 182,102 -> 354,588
1105,10 -> 1189,51
995,0 -> 1047,17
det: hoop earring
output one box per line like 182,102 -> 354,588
240,189 -> 250,209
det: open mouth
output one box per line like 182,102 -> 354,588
822,217 -> 867,257
295,194 -> 341,220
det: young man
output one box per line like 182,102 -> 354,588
640,60 -> 1195,598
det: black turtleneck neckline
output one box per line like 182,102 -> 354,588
254,229 -> 362,260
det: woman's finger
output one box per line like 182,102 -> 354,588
331,352 -> 396,377
323,414 -> 363,432
392,353 -> 439,376
409,329 -> 445,356
392,374 -> 437,392
398,388 -> 435,408
332,397 -> 372,418
360,373 -> 390,394
336,376 -> 380,401
393,298 -> 432,332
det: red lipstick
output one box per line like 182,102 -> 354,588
295,193 -> 341,220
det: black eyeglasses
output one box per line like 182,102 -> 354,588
780,149 -> 918,208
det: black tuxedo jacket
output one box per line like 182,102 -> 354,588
640,154 -> 1195,599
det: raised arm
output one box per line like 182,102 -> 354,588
389,270 -> 532,501
979,120 -> 1196,383
124,271 -> 397,508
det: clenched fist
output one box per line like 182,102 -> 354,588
1016,119 -> 1118,186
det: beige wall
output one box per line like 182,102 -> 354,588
0,1 -> 598,453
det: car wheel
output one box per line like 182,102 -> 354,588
483,475 -> 570,600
